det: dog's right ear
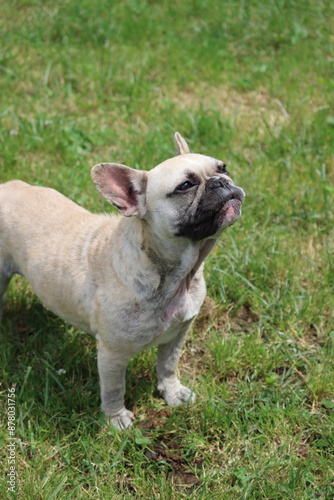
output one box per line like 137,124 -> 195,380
174,132 -> 190,155
91,163 -> 147,217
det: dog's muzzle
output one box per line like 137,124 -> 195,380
177,178 -> 245,241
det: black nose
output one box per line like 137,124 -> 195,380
206,177 -> 244,202
207,177 -> 231,190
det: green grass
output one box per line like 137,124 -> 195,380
1,0 -> 333,498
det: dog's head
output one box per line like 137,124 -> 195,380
91,133 -> 245,242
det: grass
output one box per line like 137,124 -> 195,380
0,0 -> 333,498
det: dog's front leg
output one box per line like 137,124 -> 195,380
156,321 -> 196,407
97,337 -> 135,430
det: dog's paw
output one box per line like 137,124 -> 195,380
107,408 -> 135,430
161,384 -> 196,407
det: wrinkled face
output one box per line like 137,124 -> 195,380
145,154 -> 245,242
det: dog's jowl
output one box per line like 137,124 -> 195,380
0,133 -> 245,430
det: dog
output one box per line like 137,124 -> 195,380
0,132 -> 245,429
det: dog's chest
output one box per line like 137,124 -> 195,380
163,282 -> 201,325
98,273 -> 206,351
122,299 -> 199,351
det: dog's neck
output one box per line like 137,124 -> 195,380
139,219 -> 218,321
111,217 -> 217,323
140,218 -> 216,283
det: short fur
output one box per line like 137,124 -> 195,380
0,133 -> 245,429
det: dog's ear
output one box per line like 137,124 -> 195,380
91,163 -> 147,217
174,132 -> 190,155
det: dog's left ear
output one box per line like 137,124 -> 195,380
91,163 -> 147,217
174,132 -> 190,155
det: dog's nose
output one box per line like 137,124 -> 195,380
207,177 -> 231,190
206,177 -> 245,203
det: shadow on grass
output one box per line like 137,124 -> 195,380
1,298 -> 154,437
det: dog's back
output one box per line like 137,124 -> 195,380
0,180 -> 117,331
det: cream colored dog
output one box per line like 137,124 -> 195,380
0,133 -> 245,429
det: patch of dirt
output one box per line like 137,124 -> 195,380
194,297 -> 259,339
233,302 -> 260,329
145,443 -> 202,491
176,84 -> 270,113
171,83 -> 290,136
135,408 -> 202,491
137,407 -> 173,430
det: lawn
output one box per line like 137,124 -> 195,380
0,0 -> 333,498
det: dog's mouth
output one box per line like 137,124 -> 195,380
193,195 -> 243,236
215,197 -> 243,227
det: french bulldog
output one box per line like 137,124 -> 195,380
0,133 -> 245,429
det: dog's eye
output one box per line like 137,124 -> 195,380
176,181 -> 195,192
217,162 -> 229,175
